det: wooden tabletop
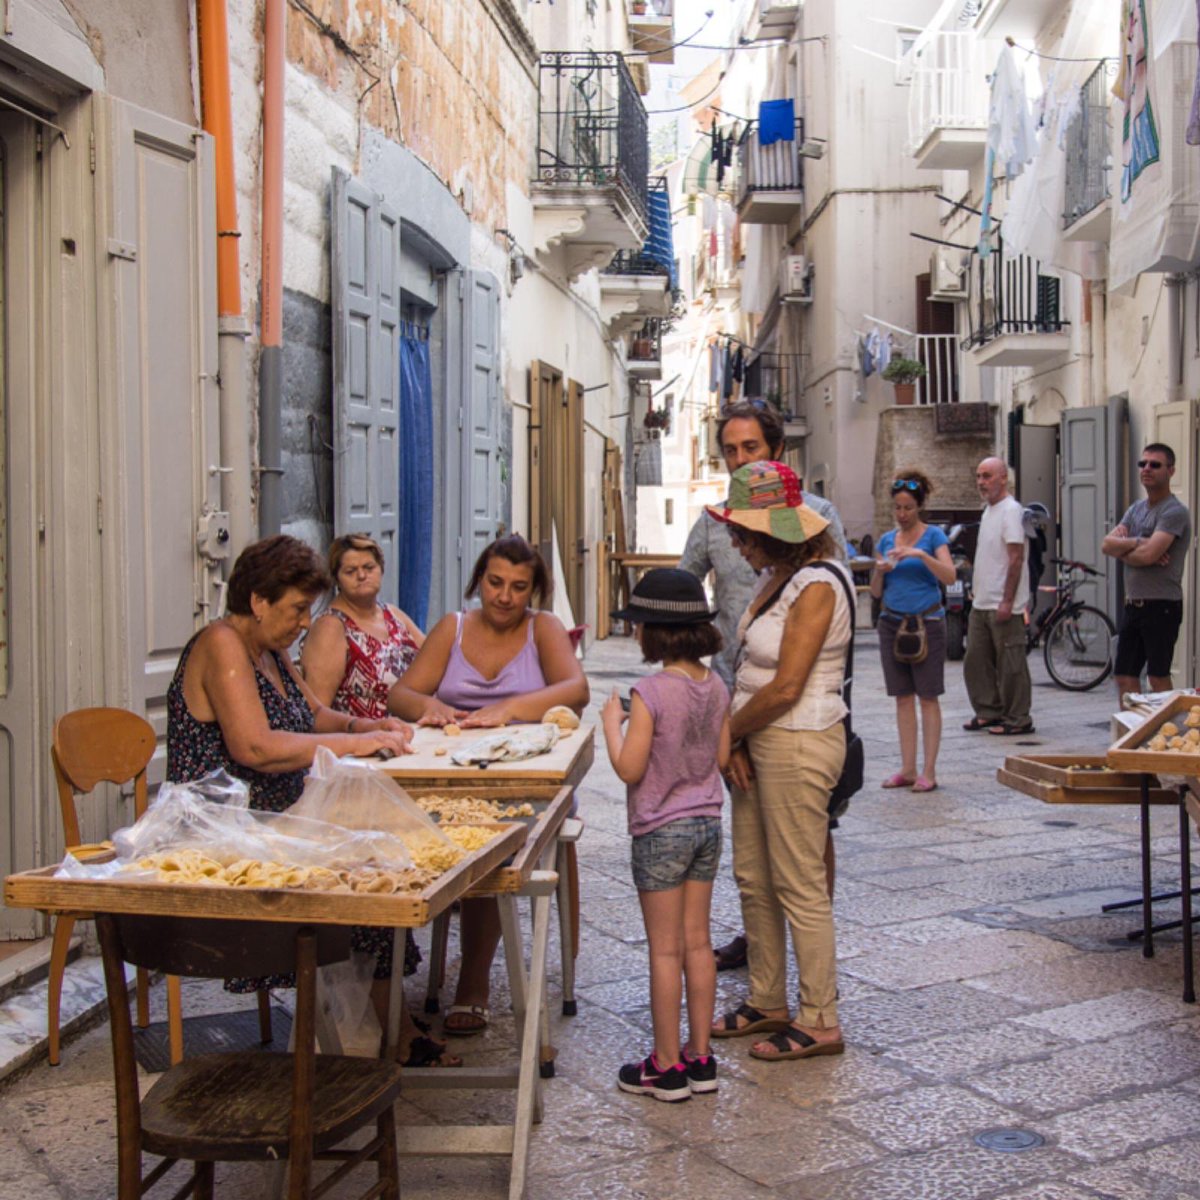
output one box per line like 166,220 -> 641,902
375,724 -> 595,789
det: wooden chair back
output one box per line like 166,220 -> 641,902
51,708 -> 155,849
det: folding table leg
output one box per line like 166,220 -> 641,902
1141,775 -> 1154,958
1181,797 -> 1195,1003
498,895 -> 527,1032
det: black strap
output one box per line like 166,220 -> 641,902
807,561 -> 856,729
744,572 -> 795,632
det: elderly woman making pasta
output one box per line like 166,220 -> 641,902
166,535 -> 413,1004
706,463 -> 850,1062
388,534 -> 589,1033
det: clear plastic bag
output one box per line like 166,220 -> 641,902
318,951 -> 382,1057
291,748 -> 453,848
109,770 -> 416,871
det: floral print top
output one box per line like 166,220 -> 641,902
328,606 -> 420,720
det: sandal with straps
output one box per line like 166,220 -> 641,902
749,1026 -> 845,1061
402,1035 -> 463,1069
712,1002 -> 789,1039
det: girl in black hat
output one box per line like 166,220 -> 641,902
602,568 -> 731,1102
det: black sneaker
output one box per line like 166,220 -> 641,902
617,1054 -> 691,1102
683,1049 -> 718,1095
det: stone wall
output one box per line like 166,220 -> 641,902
872,406 -> 997,537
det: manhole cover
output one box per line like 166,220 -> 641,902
975,1128 -> 1044,1153
1043,819 -> 1076,828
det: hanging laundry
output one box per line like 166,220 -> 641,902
731,345 -> 745,384
1113,0 -> 1162,203
876,330 -> 894,374
1188,0 -> 1200,145
708,340 -> 722,393
758,99 -> 796,146
858,334 -> 874,378
721,344 -> 734,401
979,45 -> 1037,256
714,127 -> 726,186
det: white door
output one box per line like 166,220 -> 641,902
100,98 -> 223,782
0,116 -> 43,937
1153,400 -> 1196,685
463,270 -> 502,569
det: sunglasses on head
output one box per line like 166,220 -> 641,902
1137,459 -> 1167,470
892,479 -> 921,492
719,398 -> 769,416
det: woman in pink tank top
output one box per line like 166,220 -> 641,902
388,535 -> 589,1033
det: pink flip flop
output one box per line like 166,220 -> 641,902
911,777 -> 938,793
881,773 -> 916,789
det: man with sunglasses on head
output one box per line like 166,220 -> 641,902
679,400 -> 847,971
1102,443 -> 1191,696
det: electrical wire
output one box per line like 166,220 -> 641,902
626,12 -> 713,59
1003,35 -> 1111,65
647,72 -> 726,114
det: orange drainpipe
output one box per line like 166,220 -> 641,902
258,0 -> 285,536
197,0 -> 254,559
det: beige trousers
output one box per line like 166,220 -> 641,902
732,722 -> 845,1027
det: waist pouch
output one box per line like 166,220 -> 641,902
886,604 -> 941,665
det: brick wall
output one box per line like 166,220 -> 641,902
872,407 -> 997,536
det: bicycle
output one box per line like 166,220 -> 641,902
1025,558 -> 1116,691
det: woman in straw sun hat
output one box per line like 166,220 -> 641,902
705,461 -> 851,1062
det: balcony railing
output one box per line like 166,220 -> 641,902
744,351 -> 804,418
906,31 -> 991,164
1062,62 -> 1112,229
630,318 -> 663,363
536,51 -> 650,229
964,238 -> 1070,364
739,118 -> 804,194
915,333 -> 960,405
605,250 -> 671,278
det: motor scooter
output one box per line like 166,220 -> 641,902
944,524 -> 973,661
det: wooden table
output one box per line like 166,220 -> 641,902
375,728 -> 595,1199
599,552 -> 679,638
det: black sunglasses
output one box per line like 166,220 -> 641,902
1137,459 -> 1167,469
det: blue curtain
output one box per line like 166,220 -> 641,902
644,187 -> 677,288
398,321 -> 434,628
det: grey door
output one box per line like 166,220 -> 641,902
463,270 -> 502,569
1060,406 -> 1108,614
105,98 -> 222,790
1016,423 -> 1058,619
332,168 -> 401,606
1106,394 -> 1128,616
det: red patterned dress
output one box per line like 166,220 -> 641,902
330,606 -> 421,719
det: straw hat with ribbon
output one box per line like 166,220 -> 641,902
706,461 -> 830,544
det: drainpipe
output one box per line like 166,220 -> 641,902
197,0 -> 254,558
1167,273 -> 1186,403
258,0 -> 285,536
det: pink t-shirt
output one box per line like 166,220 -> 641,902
627,670 -> 730,837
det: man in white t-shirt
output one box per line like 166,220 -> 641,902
962,457 -> 1033,736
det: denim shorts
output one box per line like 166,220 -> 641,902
631,816 -> 723,892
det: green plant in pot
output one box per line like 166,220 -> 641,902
881,356 -> 926,405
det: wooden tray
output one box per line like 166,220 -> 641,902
1003,754 -> 1172,793
403,784 -> 574,895
997,766 -> 1177,806
1108,693 -> 1200,775
3,822 -> 528,929
376,724 -> 595,788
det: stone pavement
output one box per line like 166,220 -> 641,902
4,629 -> 1200,1199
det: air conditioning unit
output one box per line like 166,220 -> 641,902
930,247 -> 968,300
781,255 -> 813,303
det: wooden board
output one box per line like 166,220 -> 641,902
377,724 -> 594,788
4,823 -> 527,929
997,767 -> 1178,807
1003,754 -> 1168,791
405,784 -> 574,895
1108,693 -> 1200,775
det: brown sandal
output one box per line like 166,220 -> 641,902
712,1002 -> 789,1039
749,1026 -> 845,1061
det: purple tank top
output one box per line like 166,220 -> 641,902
437,611 -> 548,711
627,670 -> 730,837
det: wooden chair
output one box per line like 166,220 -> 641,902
51,707 -> 273,1066
49,708 -> 158,1066
96,913 -> 402,1200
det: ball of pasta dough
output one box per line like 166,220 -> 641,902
542,704 -> 581,732
1149,735 -> 1169,751
1162,722 -> 1180,738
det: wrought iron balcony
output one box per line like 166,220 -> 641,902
533,51 -> 650,274
736,118 -> 805,224
604,250 -> 671,279
964,239 -> 1071,367
628,319 -> 663,379
906,31 -> 992,169
1062,62 -> 1112,240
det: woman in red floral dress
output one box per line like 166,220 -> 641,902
302,533 -> 459,1067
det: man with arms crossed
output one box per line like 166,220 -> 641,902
963,457 -> 1033,737
1102,443 -> 1191,696
679,400 -> 847,970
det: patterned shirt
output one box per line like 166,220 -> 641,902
328,606 -> 421,720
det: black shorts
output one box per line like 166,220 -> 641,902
1115,599 -> 1183,679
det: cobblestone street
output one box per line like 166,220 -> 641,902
4,629 -> 1200,1199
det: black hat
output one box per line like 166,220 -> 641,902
610,568 -> 718,626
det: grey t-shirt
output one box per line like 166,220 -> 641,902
1120,495 -> 1191,601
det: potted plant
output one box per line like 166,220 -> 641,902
881,356 -> 927,406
